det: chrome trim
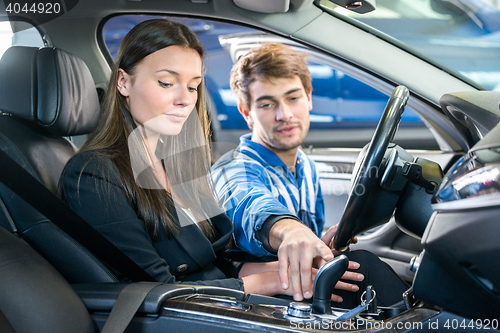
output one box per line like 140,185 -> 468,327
287,302 -> 313,319
162,307 -> 300,332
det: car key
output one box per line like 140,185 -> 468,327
336,289 -> 376,321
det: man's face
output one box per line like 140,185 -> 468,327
241,76 -> 312,153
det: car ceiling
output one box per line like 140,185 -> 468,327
9,0 -> 474,93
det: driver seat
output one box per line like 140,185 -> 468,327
0,46 -> 117,283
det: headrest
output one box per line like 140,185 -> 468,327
0,46 -> 99,136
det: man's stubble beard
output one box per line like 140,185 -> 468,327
264,122 -> 309,151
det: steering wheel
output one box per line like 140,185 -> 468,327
333,85 -> 410,252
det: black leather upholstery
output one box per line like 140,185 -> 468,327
0,309 -> 16,333
0,46 -> 99,136
0,226 -> 97,333
0,46 -> 117,283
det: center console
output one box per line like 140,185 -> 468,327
75,282 -> 443,332
73,249 -> 500,332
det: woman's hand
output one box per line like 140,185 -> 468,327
314,224 -> 360,270
320,224 -> 358,252
329,266 -> 364,303
241,270 -> 294,297
240,262 -> 364,303
239,222 -> 365,302
238,261 -> 279,278
315,224 -> 364,302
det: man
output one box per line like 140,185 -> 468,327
212,43 -> 407,307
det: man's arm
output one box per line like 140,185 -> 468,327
269,220 -> 364,302
212,158 -> 296,257
212,154 -> 363,301
268,159 -> 361,301
268,218 -> 332,300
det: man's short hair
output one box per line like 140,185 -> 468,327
229,42 -> 312,110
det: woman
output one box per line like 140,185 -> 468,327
59,18 -> 299,295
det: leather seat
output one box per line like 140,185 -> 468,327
0,226 -> 96,333
0,46 -> 117,283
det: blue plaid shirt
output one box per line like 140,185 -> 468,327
211,134 -> 325,257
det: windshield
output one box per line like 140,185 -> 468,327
319,0 -> 500,91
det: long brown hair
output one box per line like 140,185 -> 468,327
72,18 -> 216,240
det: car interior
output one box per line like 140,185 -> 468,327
1,0 -> 500,332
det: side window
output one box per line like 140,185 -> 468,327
307,59 -> 424,130
0,21 -> 44,58
102,15 -> 435,150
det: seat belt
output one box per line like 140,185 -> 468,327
101,282 -> 162,333
0,148 -> 156,282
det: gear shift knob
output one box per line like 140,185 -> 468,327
311,254 -> 349,314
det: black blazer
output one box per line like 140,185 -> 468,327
60,152 -> 243,291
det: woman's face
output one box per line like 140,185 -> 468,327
117,45 -> 202,137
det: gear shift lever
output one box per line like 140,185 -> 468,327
311,254 -> 349,315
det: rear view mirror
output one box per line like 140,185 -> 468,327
320,0 -> 376,13
233,0 -> 375,14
